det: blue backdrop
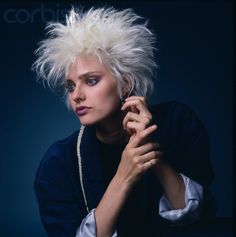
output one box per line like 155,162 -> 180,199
0,1 -> 233,236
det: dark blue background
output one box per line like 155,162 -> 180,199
0,1 -> 233,236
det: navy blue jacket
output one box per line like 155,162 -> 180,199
34,101 -> 215,237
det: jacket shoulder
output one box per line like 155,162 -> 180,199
35,130 -> 79,181
150,100 -> 193,115
150,100 -> 205,129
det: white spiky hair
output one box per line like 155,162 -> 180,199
32,6 -> 158,100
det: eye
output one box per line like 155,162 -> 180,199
65,80 -> 75,93
86,77 -> 99,86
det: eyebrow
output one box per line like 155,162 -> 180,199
66,71 -> 102,81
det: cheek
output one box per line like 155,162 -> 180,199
96,88 -> 120,106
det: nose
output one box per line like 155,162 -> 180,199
71,84 -> 85,103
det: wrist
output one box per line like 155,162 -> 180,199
152,158 -> 167,174
112,174 -> 133,194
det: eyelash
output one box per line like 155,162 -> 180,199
86,77 -> 99,86
65,77 -> 100,93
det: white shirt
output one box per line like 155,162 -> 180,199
76,174 -> 203,237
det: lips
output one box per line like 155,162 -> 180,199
76,106 -> 90,116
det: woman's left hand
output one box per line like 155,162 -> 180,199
121,96 -> 152,136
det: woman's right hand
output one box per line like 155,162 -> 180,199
115,124 -> 162,189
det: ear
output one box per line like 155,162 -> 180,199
122,75 -> 132,98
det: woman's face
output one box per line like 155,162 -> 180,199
66,55 -> 121,126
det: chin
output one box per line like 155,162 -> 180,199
78,118 -> 99,126
79,115 -> 110,127
79,121 -> 96,126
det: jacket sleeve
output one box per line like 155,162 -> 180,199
75,209 -> 118,237
168,102 -> 216,219
34,144 -> 86,237
152,101 -> 217,220
159,173 -> 203,224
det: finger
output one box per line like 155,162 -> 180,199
123,112 -> 151,130
143,158 -> 159,171
126,121 -> 146,135
130,105 -> 139,114
122,100 -> 152,125
121,99 -> 146,112
139,150 -> 163,163
121,99 -> 149,116
125,96 -> 146,103
135,142 -> 161,156
128,124 -> 158,147
123,112 -> 141,129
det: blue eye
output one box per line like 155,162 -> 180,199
65,81 -> 75,93
86,78 -> 99,86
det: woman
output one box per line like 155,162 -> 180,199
33,7 -> 214,237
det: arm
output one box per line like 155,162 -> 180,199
35,125 -> 159,237
152,159 -> 185,209
94,125 -> 159,237
159,174 -> 203,224
94,175 -> 130,237
122,97 -> 185,209
34,141 -> 104,237
34,174 -> 83,237
122,98 -> 213,217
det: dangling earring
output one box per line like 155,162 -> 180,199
121,96 -> 126,105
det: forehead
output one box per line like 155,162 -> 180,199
67,55 -> 107,78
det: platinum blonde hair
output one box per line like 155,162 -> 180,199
32,7 -> 158,101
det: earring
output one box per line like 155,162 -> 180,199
121,97 -> 126,105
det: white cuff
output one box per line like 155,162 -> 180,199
76,209 -> 118,237
159,173 -> 203,225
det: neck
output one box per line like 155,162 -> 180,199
95,112 -> 129,145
